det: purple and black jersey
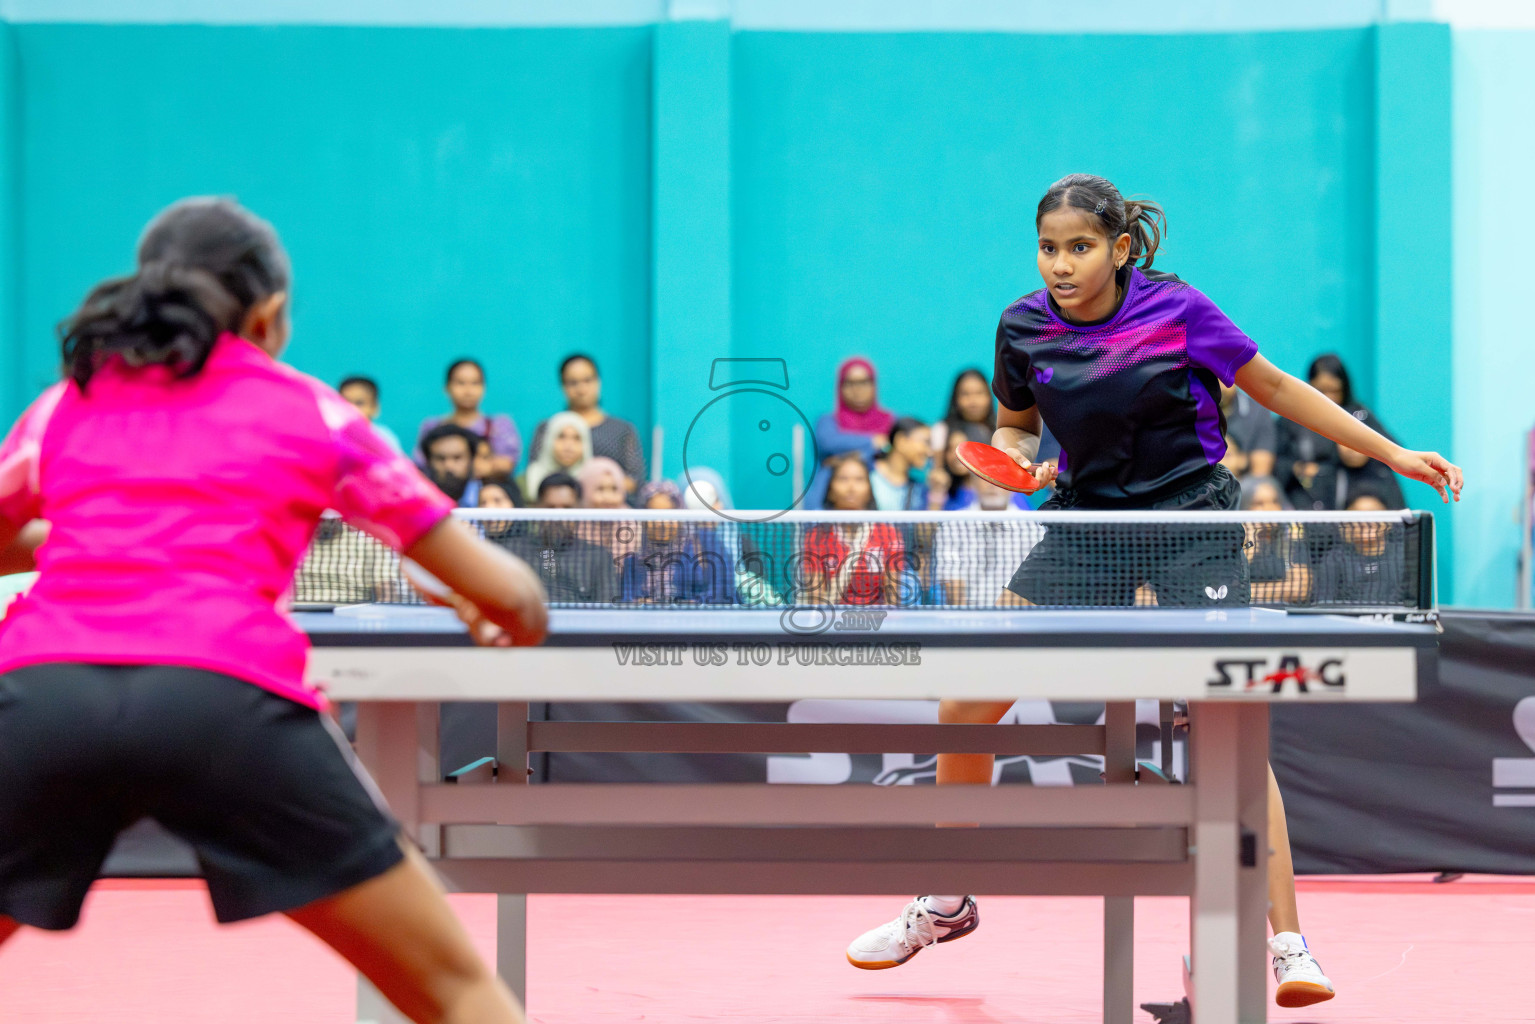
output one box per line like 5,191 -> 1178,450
992,265 -> 1257,507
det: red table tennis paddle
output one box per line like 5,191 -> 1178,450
955,441 -> 1043,494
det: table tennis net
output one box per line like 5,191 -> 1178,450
294,509 -> 1433,614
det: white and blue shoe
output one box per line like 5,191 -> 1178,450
845,896 -> 980,970
1270,932 -> 1335,1007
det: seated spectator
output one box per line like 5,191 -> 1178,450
800,453 -> 904,606
488,473 -> 618,604
1312,486 -> 1407,606
471,439 -> 525,507
524,411 -> 593,501
1277,353 -> 1394,506
415,358 -> 521,476
620,481 -> 733,604
1219,383 -> 1276,480
1240,476 -> 1311,604
1301,442 -> 1406,511
421,423 -> 484,507
934,479 -> 1037,605
530,354 -> 645,493
337,375 -> 404,455
574,455 -> 637,564
942,367 -> 996,437
474,477 -> 519,540
807,357 -> 896,510
575,456 -> 630,511
871,417 -> 932,511
292,516 -> 400,605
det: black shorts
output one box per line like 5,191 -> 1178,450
1006,465 -> 1250,608
0,664 -> 402,930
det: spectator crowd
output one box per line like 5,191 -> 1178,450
302,349 -> 1418,611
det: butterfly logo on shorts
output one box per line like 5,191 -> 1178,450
1036,367 -> 1054,384
1204,585 -> 1229,601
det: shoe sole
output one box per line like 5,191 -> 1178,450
845,915 -> 980,970
1276,981 -> 1336,1008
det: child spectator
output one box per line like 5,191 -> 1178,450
414,358 -> 521,476
801,453 -> 904,606
529,355 -> 645,493
337,376 -> 404,455
871,417 -> 932,512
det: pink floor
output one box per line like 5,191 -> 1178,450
2,877 -> 1532,1022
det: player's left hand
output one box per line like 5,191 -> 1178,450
1387,447 -> 1463,503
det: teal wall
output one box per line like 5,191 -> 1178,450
1451,30 -> 1535,608
0,17 -> 1489,602
731,28 -> 1380,501
14,24 -> 653,458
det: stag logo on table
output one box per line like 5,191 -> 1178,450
1206,654 -> 1347,694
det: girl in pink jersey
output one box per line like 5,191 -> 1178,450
0,198 -> 547,1024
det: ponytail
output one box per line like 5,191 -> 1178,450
58,197 -> 290,390
1036,174 -> 1166,269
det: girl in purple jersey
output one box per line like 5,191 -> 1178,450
0,199 -> 548,1024
845,174 -> 1463,1009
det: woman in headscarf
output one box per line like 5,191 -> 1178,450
573,456 -> 637,566
806,357 -> 897,511
522,411 -> 593,503
620,481 -> 733,604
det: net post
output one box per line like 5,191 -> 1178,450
1418,511 -> 1436,612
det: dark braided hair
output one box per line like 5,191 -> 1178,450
59,197 -> 290,390
1035,174 -> 1166,269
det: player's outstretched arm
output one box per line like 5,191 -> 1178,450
404,517 -> 549,647
1233,354 -> 1463,503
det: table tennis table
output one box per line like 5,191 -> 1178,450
299,604 -> 1436,1024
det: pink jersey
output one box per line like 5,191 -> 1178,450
0,334 -> 454,709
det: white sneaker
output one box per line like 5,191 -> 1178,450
845,896 -> 980,970
1270,932 -> 1336,1008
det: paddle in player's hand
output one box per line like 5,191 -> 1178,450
402,558 -> 513,646
955,441 -> 1046,494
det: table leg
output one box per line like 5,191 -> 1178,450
1102,701 -> 1136,1023
1236,704 -> 1271,1023
1188,702 -> 1249,1024
496,704 -> 531,1005
352,702 -> 440,1023
1104,896 -> 1134,1024
498,894 -> 529,1005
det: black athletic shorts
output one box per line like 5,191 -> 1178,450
0,664 -> 403,930
1006,464 -> 1250,608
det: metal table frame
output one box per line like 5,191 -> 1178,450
305,608 -> 1431,1024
